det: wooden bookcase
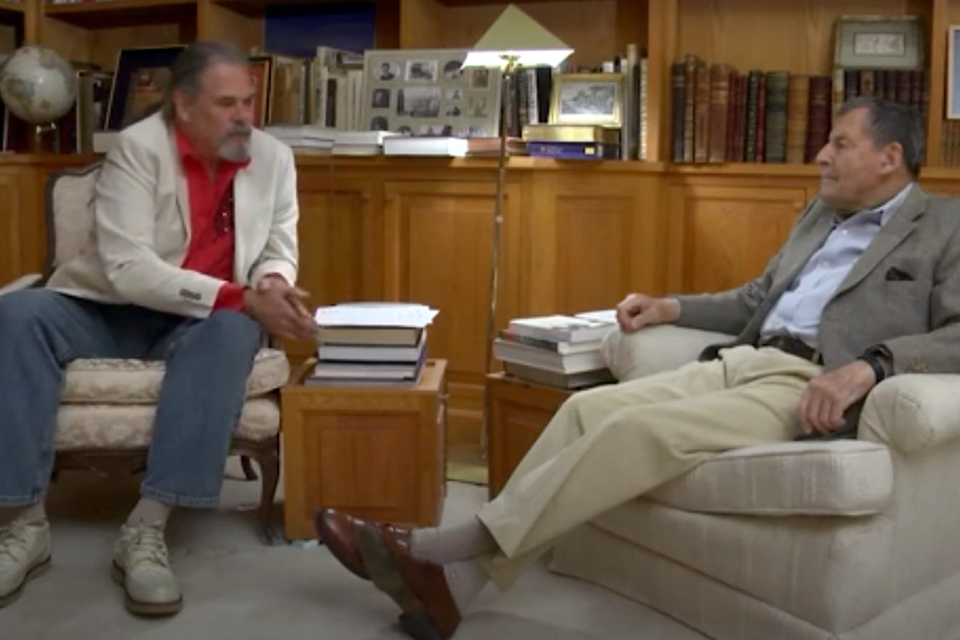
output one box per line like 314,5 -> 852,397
0,0 -> 954,167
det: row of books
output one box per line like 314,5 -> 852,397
670,54 -> 929,165
308,303 -> 438,386
493,312 -> 617,389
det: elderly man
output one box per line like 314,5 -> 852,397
0,41 -> 315,615
316,96 -> 960,640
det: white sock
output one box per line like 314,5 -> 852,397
443,559 -> 489,613
410,516 -> 497,564
126,498 -> 172,529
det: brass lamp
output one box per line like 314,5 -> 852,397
462,5 -> 573,449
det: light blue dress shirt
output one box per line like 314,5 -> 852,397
760,183 -> 914,349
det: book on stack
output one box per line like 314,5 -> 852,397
309,303 -> 439,386
494,310 -> 617,389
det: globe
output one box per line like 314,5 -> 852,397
0,46 -> 77,125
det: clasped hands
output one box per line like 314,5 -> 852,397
615,292 -> 880,438
244,276 -> 317,341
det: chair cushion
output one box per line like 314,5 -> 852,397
61,348 -> 289,404
648,440 -> 894,516
55,396 -> 280,450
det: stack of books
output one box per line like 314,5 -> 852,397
494,311 -> 617,389
309,303 -> 438,386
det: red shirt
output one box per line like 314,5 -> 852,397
176,129 -> 249,311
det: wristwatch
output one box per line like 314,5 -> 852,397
859,345 -> 893,384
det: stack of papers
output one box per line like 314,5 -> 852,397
314,302 -> 439,328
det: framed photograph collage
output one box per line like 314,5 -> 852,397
362,49 -> 502,137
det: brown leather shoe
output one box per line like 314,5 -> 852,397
313,509 -> 370,580
357,523 -> 461,640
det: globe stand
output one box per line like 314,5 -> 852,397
30,122 -> 60,154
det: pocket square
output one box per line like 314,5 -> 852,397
885,266 -> 914,281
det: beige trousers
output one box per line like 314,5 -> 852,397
476,345 -> 823,589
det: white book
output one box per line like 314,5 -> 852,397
508,313 -> 615,343
383,136 -> 468,157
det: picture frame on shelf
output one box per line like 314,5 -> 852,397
549,73 -> 625,127
248,54 -> 274,128
833,15 -> 924,70
105,45 -> 185,131
361,48 -> 501,137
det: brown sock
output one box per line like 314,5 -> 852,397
443,559 -> 489,613
126,498 -> 172,529
0,502 -> 46,527
409,516 -> 497,564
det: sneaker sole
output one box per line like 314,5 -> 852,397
110,562 -> 183,616
0,555 -> 51,608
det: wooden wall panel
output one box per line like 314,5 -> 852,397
0,170 -> 24,289
666,183 -> 809,294
524,171 -> 663,315
382,179 -> 523,446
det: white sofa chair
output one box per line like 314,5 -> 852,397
550,325 -> 960,640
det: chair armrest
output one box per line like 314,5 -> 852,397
0,273 -> 42,297
859,374 -> 960,455
602,325 -> 736,381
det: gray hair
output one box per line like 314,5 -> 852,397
160,41 -> 249,121
837,96 -> 925,179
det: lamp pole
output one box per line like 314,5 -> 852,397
481,53 -> 520,452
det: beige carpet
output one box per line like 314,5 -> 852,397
446,441 -> 489,486
0,458 -> 707,640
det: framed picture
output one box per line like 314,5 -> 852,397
549,73 -> 625,127
105,45 -> 185,131
361,48 -> 501,138
248,55 -> 274,128
833,15 -> 924,70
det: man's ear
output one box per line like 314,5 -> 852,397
880,142 -> 904,175
170,90 -> 191,123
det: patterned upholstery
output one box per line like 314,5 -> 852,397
48,165 -> 99,270
62,348 -> 289,405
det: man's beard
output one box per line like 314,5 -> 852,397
218,124 -> 252,162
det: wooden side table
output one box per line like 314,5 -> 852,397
280,359 -> 448,540
486,373 -> 575,499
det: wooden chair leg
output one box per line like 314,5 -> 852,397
254,447 -> 282,545
240,455 -> 258,481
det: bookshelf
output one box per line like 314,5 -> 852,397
0,0 -> 950,166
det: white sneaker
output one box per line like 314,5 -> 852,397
0,519 -> 51,608
112,522 -> 182,616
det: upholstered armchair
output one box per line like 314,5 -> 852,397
0,163 -> 289,544
550,325 -> 960,640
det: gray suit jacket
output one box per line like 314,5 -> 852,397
675,184 -> 960,375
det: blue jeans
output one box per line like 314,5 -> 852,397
0,289 -> 263,508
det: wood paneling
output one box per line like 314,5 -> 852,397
382,179 -> 524,445
12,155 -> 960,454
675,0 -> 930,76
666,182 -> 811,293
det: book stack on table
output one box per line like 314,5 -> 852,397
309,303 -> 438,386
493,310 -> 617,389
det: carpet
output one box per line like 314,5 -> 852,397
0,462 -> 708,640
446,442 -> 489,486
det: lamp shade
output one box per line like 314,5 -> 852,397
462,4 -> 573,70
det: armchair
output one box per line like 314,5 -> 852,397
0,163 -> 289,544
550,325 -> 960,640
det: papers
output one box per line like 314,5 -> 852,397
314,302 -> 439,328
575,309 -> 616,324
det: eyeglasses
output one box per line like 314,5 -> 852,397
215,182 -> 235,237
